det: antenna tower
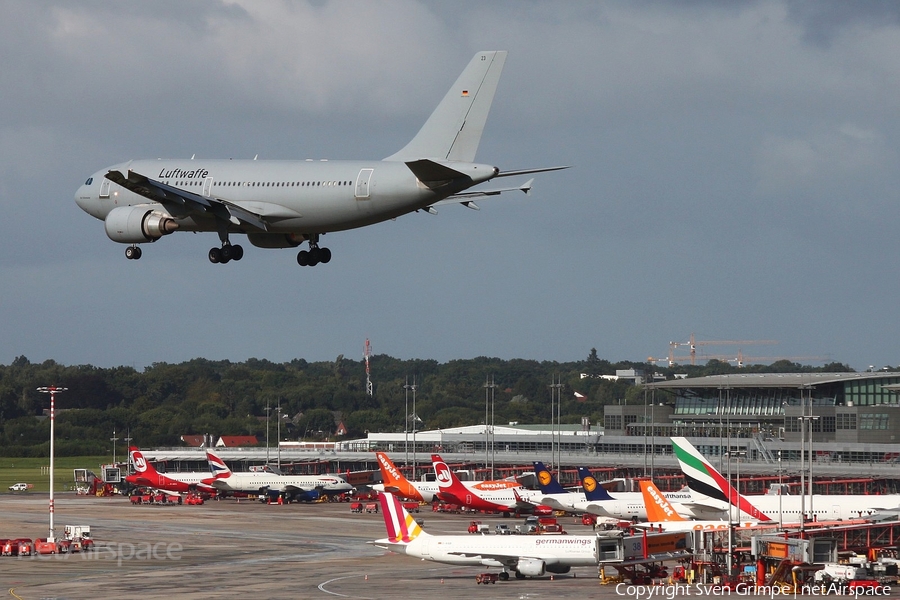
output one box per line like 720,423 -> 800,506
364,338 -> 373,397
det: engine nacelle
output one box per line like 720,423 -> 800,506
515,558 -> 546,578
105,206 -> 178,243
247,233 -> 305,249
546,564 -> 571,574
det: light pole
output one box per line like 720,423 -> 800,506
725,449 -> 746,582
264,399 -> 271,465
276,403 -> 282,469
37,386 -> 66,543
403,377 -> 411,470
110,429 -> 119,465
549,377 -> 563,472
484,376 -> 498,479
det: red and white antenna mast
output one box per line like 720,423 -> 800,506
364,338 -> 373,397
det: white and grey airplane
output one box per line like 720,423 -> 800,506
74,51 -> 565,266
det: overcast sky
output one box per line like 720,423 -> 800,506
2,0 -> 899,372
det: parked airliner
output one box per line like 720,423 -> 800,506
74,51 -> 565,265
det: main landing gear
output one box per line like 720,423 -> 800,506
208,243 -> 244,264
125,245 -> 142,260
296,235 -> 331,267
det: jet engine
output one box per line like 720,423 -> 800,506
546,564 -> 571,574
104,206 -> 178,243
515,558 -> 546,577
247,233 -> 304,249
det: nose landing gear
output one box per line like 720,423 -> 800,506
125,245 -> 142,260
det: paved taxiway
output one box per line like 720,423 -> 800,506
2,494 -> 625,600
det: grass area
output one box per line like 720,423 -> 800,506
0,456 -> 108,493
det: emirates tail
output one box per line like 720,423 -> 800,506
640,480 -> 688,522
379,492 -> 429,543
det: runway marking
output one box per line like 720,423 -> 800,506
317,575 -> 372,599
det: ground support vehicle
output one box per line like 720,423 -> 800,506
475,573 -> 498,584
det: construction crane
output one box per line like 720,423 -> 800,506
648,333 -> 778,366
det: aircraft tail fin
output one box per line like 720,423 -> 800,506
640,480 -> 688,522
205,450 -> 232,479
577,467 -> 615,502
130,446 -> 157,475
379,492 -> 428,543
375,452 -> 424,502
533,461 -> 568,495
671,437 -> 773,522
384,51 -> 507,163
432,453 -> 470,497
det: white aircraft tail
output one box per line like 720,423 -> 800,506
385,51 -> 507,163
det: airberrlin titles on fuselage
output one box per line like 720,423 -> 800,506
74,51 -> 566,266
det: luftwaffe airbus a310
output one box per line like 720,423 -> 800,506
74,51 -> 565,266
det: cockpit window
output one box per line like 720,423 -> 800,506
85,177 -> 93,185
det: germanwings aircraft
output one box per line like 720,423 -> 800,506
672,436 -> 900,521
205,450 -> 353,501
74,50 -> 565,266
372,492 -> 598,580
124,447 -> 216,495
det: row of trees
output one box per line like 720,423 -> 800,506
0,352 -> 854,457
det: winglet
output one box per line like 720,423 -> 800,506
379,492 -> 426,543
640,480 -> 687,522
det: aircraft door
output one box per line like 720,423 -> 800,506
203,177 -> 213,197
99,179 -> 111,199
355,168 -> 373,199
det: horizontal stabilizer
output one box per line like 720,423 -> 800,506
405,159 -> 467,185
494,166 -> 570,178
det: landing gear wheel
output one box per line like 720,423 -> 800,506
209,247 -> 222,264
515,571 -> 525,580
231,244 -> 244,261
220,244 -> 234,263
499,572 -> 509,581
125,246 -> 142,260
308,247 -> 321,266
319,247 -> 331,264
297,250 -> 309,266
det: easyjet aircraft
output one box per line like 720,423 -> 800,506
370,452 -> 439,502
74,51 -> 565,265
124,446 -> 216,495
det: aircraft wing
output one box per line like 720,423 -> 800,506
282,484 -> 317,493
104,169 -> 270,231
446,551 -> 561,569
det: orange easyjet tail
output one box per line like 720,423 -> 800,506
640,480 -> 687,523
375,452 -> 425,502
